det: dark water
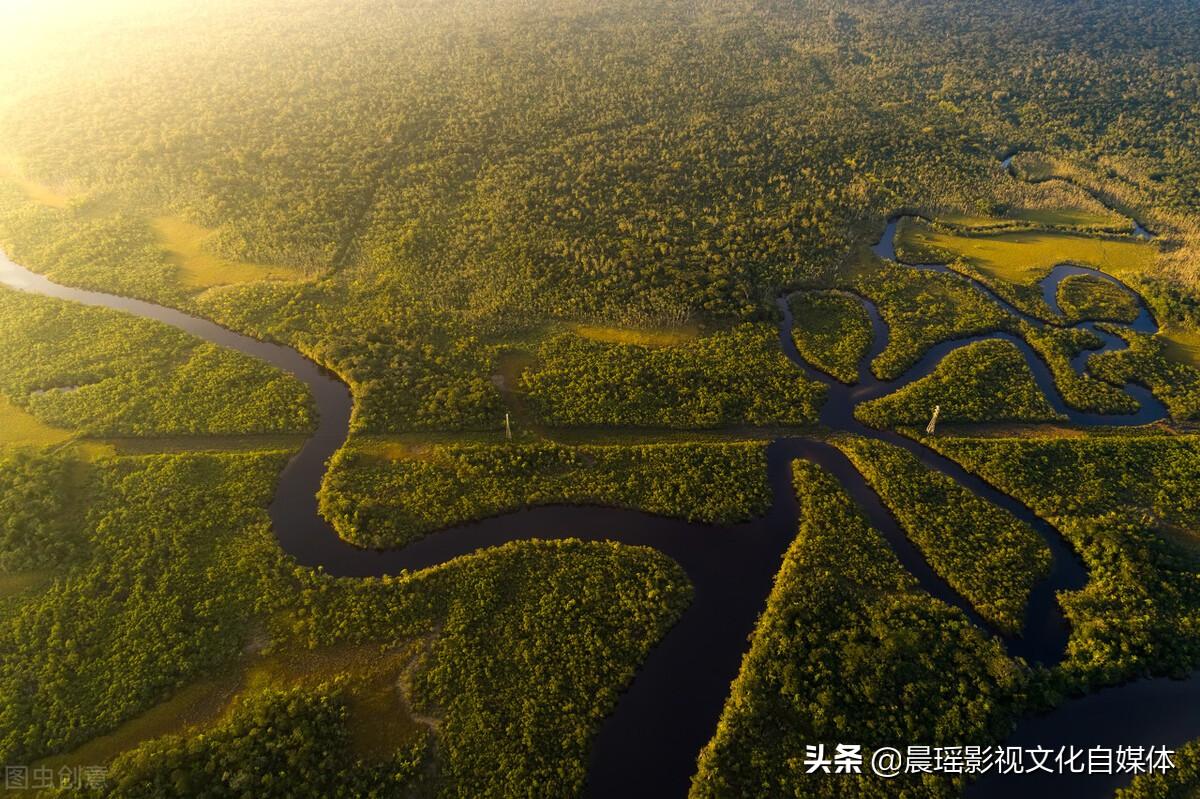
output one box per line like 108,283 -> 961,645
2,196 -> 1196,799
873,215 -> 1167,427
864,211 -> 1198,796
968,672 -> 1200,798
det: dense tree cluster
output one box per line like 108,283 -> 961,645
836,437 -> 1051,634
846,259 -> 1013,380
1088,325 -> 1200,420
0,0 -> 1199,440
1020,322 -> 1141,414
319,440 -> 770,548
927,436 -> 1200,546
281,537 -> 691,798
0,452 -> 289,764
691,461 -> 1026,799
1,0 -> 1200,793
407,540 -> 690,798
0,185 -> 186,306
856,339 -> 1062,428
0,447 -> 692,796
788,291 -> 872,384
927,435 -> 1200,688
72,685 -> 431,798
0,289 -> 313,435
1137,276 -> 1200,329
0,451 -> 82,572
1057,274 -> 1141,324
521,325 -> 825,429
192,278 -> 507,433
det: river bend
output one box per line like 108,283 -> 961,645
1,200 -> 1197,797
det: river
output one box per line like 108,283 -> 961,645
1,188 -> 1197,797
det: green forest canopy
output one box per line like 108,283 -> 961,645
1,0 -> 1200,438
1,1 -> 1200,795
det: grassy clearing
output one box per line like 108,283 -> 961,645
1013,206 -> 1124,229
572,323 -> 699,347
936,211 -> 1006,228
1163,325 -> 1200,368
34,642 -> 423,773
1010,152 -> 1062,182
151,216 -> 306,289
897,217 -> 1155,284
936,208 -> 1124,231
0,163 -> 72,209
229,642 -> 433,763
0,571 -> 52,599
0,395 -> 73,447
492,347 -> 540,435
34,675 -> 241,772
938,192 -> 1126,232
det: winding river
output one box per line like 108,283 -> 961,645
2,186 -> 1199,797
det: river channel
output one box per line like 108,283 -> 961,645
1,191 -> 1197,796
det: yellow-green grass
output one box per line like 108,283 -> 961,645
572,322 -> 699,348
1163,326 -> 1200,369
35,642 -> 424,772
100,435 -> 306,456
34,676 -> 241,773
0,570 -> 53,599
935,212 -> 1007,228
0,395 -> 73,447
238,642 -> 428,760
0,162 -> 73,209
1008,206 -> 1125,230
151,216 -> 305,289
1011,152 -> 1063,183
65,440 -> 118,461
898,218 -> 1155,284
494,348 -> 540,432
939,206 -> 1122,231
